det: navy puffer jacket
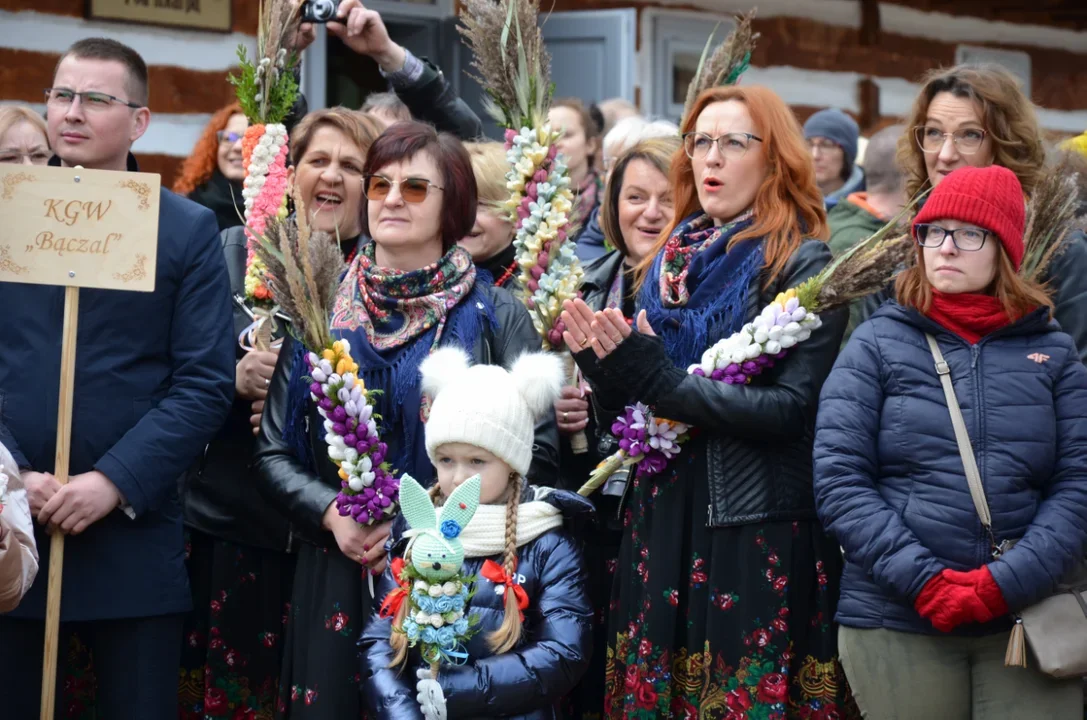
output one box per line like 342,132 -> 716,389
814,301 -> 1087,635
359,488 -> 593,719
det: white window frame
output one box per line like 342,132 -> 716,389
955,44 -> 1032,97
639,8 -> 736,122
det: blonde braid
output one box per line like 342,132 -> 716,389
488,473 -> 524,653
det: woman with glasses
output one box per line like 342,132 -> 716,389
560,85 -> 855,718
815,165 -> 1087,719
173,103 -> 248,231
863,64 -> 1087,360
0,105 -> 50,166
253,121 -> 553,719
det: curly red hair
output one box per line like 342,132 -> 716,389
172,103 -> 244,196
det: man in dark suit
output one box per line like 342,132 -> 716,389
0,37 -> 235,718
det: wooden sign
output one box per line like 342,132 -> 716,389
86,0 -> 232,33
0,165 -> 160,293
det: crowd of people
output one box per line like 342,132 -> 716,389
2,3 -> 1087,719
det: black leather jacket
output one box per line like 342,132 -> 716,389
181,227 -> 292,551
577,240 -> 847,528
252,285 -> 560,546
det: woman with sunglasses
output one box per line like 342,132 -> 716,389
173,103 -> 248,231
815,165 -> 1087,719
254,121 -> 556,719
858,65 -> 1087,359
561,86 -> 854,717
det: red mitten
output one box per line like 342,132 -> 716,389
914,570 -> 992,632
942,566 -> 1009,618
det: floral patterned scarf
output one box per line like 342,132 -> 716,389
331,243 -> 477,350
316,243 -> 495,479
639,210 -> 764,368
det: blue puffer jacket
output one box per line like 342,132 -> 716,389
359,488 -> 594,719
814,301 -> 1087,635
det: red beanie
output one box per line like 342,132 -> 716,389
913,166 -> 1026,270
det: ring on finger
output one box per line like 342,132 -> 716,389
563,412 -> 569,423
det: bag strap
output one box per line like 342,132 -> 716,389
924,334 -> 993,530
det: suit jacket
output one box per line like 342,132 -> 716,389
0,154 -> 235,621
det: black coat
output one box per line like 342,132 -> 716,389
393,57 -> 483,141
577,240 -> 848,527
359,489 -> 594,720
181,227 -> 292,551
252,285 -> 560,545
1,156 -> 235,620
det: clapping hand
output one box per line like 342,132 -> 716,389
560,299 -> 656,360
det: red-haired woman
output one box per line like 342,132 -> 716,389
254,121 -> 557,719
173,103 -> 248,231
562,86 -> 856,717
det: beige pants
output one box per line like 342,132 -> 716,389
838,626 -> 1083,720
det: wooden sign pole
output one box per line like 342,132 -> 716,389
40,286 -> 80,720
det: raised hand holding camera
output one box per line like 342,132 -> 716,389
325,0 -> 406,71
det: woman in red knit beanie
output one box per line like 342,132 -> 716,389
814,164 -> 1087,719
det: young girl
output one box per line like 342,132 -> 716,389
0,437 -> 38,613
359,348 -> 593,719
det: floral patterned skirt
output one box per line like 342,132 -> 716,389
179,529 -> 294,719
275,542 -> 375,719
604,449 -> 859,720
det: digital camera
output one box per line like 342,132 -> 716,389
299,0 -> 340,24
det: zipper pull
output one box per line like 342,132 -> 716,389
971,344 -> 980,369
707,503 -> 714,526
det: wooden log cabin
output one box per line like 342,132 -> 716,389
2,0 -> 1084,187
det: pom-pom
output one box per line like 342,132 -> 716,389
419,347 -> 473,399
508,352 -> 565,420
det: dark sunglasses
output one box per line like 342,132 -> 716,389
363,175 -> 443,204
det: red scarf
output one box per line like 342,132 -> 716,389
926,291 -> 1014,344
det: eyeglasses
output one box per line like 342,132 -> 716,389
44,88 -> 143,111
216,131 -> 244,144
915,126 -> 987,155
363,175 -> 444,203
914,223 -> 991,251
807,138 -> 843,155
682,132 -> 763,160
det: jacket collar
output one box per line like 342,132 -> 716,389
48,152 -> 139,172
875,300 -> 1055,343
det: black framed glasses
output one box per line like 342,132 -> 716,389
363,175 -> 444,203
45,88 -> 143,110
682,131 -> 763,160
914,126 -> 987,155
216,130 -> 244,144
914,223 -> 991,251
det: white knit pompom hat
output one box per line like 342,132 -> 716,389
420,347 -> 564,477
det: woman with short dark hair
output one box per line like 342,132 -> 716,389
254,121 -> 554,719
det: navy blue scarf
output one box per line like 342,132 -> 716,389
283,245 -> 496,481
639,211 -> 765,368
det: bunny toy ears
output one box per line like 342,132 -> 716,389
420,348 -> 563,477
400,473 -> 481,583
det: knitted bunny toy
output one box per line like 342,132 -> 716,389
400,473 -> 481,583
396,474 -> 481,720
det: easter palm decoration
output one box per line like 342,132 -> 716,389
230,0 -> 301,335
459,0 -> 588,448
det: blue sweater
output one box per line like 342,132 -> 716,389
814,302 -> 1087,635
